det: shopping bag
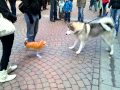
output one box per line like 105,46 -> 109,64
0,13 -> 15,37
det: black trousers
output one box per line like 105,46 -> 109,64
64,12 -> 70,22
43,0 -> 47,9
50,0 -> 57,20
0,34 -> 14,71
8,0 -> 16,16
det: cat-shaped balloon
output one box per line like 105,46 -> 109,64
25,40 -> 46,49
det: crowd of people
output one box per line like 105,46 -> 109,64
0,0 -> 120,83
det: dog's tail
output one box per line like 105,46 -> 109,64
98,17 -> 114,31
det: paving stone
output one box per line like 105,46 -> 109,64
20,85 -> 28,90
77,81 -> 85,88
69,78 -> 77,85
86,86 -> 91,90
66,88 -> 73,90
99,84 -> 112,90
93,73 -> 99,79
82,79 -> 91,86
73,74 -> 81,81
4,86 -> 12,90
43,82 -> 50,87
50,83 -> 57,88
58,84 -> 65,89
63,81 -> 71,88
43,87 -> 51,90
72,85 -> 80,90
93,79 -> 99,86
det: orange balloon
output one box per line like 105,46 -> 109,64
25,40 -> 46,49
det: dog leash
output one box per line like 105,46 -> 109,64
86,17 -> 102,24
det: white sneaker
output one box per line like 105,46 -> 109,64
7,65 -> 17,74
0,70 -> 16,83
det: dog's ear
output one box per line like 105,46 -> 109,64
67,23 -> 74,31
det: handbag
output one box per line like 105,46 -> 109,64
0,13 -> 15,37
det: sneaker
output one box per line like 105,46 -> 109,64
7,65 -> 17,74
0,70 -> 16,83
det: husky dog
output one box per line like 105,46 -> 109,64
66,17 -> 115,55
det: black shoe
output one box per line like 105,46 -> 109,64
50,19 -> 55,22
55,18 -> 60,20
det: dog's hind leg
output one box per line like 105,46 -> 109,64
69,39 -> 79,49
76,41 -> 85,54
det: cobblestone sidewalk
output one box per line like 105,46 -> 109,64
0,0 -> 120,90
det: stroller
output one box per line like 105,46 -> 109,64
58,0 -> 65,20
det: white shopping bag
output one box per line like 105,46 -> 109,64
0,13 -> 15,37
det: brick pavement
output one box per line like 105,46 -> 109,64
0,0 -> 120,90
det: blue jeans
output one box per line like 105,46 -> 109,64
9,0 -> 16,16
78,7 -> 84,22
24,14 -> 39,42
102,3 -> 107,16
64,12 -> 70,22
111,9 -> 120,34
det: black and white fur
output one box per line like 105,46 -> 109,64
66,17 -> 115,55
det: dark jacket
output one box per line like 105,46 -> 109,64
109,0 -> 120,9
22,0 -> 42,15
0,0 -> 17,23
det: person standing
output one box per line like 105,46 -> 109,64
59,0 -> 65,19
77,0 -> 86,22
63,0 -> 72,22
89,0 -> 97,11
0,0 -> 17,83
8,0 -> 17,16
109,0 -> 120,36
50,0 -> 59,22
21,0 -> 42,43
102,0 -> 109,16
98,0 -> 103,17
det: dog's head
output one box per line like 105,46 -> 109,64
66,22 -> 85,35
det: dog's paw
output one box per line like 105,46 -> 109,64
76,51 -> 80,55
69,46 -> 74,49
109,52 -> 113,56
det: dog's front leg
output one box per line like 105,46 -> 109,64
110,45 -> 114,55
76,41 -> 85,54
69,39 -> 79,49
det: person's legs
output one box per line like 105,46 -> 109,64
93,1 -> 97,11
102,3 -> 107,16
111,9 -> 117,35
9,0 -> 16,16
50,3 -> 54,21
33,15 -> 39,41
68,12 -> 71,22
89,0 -> 93,10
64,12 -> 67,22
0,34 -> 16,83
0,34 -> 14,71
115,9 -> 120,35
78,7 -> 81,21
43,0 -> 47,10
81,7 -> 84,22
78,7 -> 84,22
99,8 -> 102,17
54,0 -> 58,20
24,14 -> 35,42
